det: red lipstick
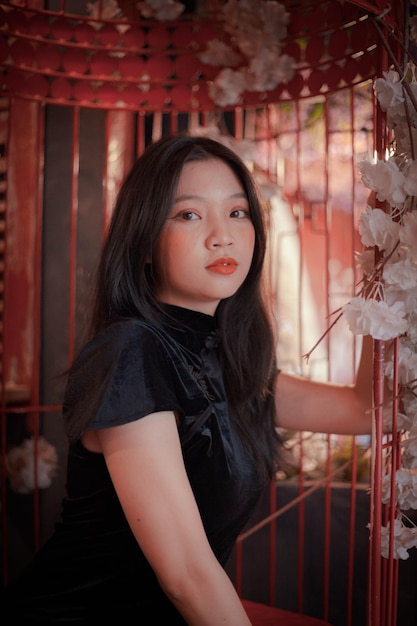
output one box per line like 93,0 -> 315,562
206,257 -> 238,275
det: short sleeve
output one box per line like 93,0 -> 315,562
63,321 -> 188,443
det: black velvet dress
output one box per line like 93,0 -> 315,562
3,305 -> 267,624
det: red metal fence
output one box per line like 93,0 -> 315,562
1,2 -> 412,625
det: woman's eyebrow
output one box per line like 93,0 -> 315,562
175,191 -> 247,202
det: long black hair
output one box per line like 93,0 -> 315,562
89,133 -> 281,479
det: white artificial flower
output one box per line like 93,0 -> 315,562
261,0 -> 290,42
383,256 -> 417,290
402,394 -> 417,427
188,124 -> 222,139
380,518 -> 417,559
235,28 -> 265,59
275,54 -> 296,83
222,0 -> 289,58
382,401 -> 394,431
381,473 -> 392,503
358,25 -> 417,557
398,409 -> 416,432
395,469 -> 417,509
247,50 -> 289,91
87,0 -> 123,20
198,40 -> 242,67
394,123 -> 417,156
202,0 -> 295,105
208,68 -> 247,106
221,0 -> 242,34
402,429 -> 417,468
137,0 -> 185,20
374,70 -> 404,111
404,160 -> 417,196
398,341 -> 417,382
358,159 -> 407,207
342,296 -> 408,340
247,51 -> 294,91
385,340 -> 417,386
400,211 -> 417,259
384,283 -> 417,321
5,436 -> 59,494
383,70 -> 417,129
407,314 -> 417,340
358,205 -> 401,251
382,398 -> 417,432
401,451 -> 417,470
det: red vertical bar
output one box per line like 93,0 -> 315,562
68,108 -> 80,367
268,479 -> 277,606
368,30 -> 390,624
264,107 -> 277,609
31,102 -> 46,553
234,107 -> 243,140
170,110 -> 178,134
386,339 -> 400,626
137,112 -> 146,157
294,98 -> 305,614
0,97 -> 10,585
5,98 -> 45,556
369,337 -> 384,626
346,84 -> 359,626
4,99 -> 39,392
322,94 -> 332,623
322,435 -> 331,623
2,96 -> 45,578
103,111 -> 112,237
346,436 -> 358,626
105,111 -> 136,234
296,433 -> 305,613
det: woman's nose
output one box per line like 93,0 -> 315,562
206,223 -> 234,248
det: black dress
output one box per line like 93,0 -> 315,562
3,305 -> 267,624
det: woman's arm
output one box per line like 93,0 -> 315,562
275,335 -> 374,435
95,412 -> 252,626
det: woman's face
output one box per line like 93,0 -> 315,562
153,158 -> 256,315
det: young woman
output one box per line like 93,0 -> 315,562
3,134 -> 372,624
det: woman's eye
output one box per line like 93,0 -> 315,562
230,209 -> 250,218
170,210 -> 199,221
180,211 -> 199,220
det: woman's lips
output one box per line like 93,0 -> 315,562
206,258 -> 238,275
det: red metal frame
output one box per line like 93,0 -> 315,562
0,2 -> 408,624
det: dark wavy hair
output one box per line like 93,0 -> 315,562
89,133 -> 281,479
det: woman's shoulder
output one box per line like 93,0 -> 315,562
96,317 -> 164,343
65,318 -> 180,413
63,318 -> 188,442
74,318 -> 173,365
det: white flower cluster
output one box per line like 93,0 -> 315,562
86,0 -> 294,105
342,36 -> 417,557
380,518 -> 417,560
86,0 -> 185,28
198,0 -> 295,106
342,77 -> 417,344
86,0 -> 124,21
5,436 -> 59,494
382,469 -> 417,509
136,0 -> 185,21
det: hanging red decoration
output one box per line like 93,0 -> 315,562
0,1 -> 398,111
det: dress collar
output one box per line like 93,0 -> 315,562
158,303 -> 219,353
